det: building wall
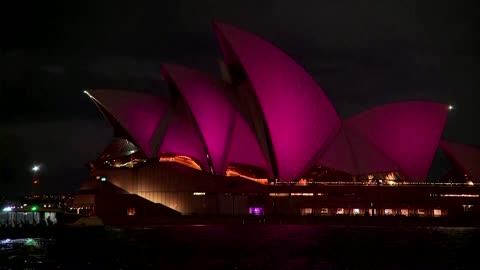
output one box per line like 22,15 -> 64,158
72,194 -> 95,208
90,163 -> 480,217
92,162 -> 258,215
263,186 -> 480,217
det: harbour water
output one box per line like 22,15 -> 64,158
1,225 -> 479,269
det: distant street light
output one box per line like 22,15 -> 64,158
448,105 -> 454,111
32,165 -> 40,185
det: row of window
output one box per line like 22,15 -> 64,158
299,208 -> 446,217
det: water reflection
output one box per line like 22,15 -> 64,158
0,238 -> 53,268
1,226 -> 479,269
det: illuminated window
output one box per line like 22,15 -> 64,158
440,194 -> 479,197
400,209 -> 409,216
417,209 -> 425,216
320,208 -> 329,215
336,208 -> 344,215
291,193 -> 314,196
45,212 -> 57,224
193,192 -> 206,196
384,209 -> 393,216
249,207 -> 264,216
353,209 -> 360,215
433,209 -> 442,217
269,193 -> 289,197
127,208 -> 136,216
463,205 -> 474,212
300,208 -> 313,216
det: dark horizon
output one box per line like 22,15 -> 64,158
1,1 -> 479,197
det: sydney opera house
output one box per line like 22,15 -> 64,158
73,22 -> 480,221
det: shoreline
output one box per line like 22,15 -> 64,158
12,214 -> 480,227
3,216 -> 480,239
99,214 -> 480,227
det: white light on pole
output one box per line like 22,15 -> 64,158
32,165 -> 40,172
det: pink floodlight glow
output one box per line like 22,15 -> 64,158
346,127 -> 400,175
319,127 -> 400,175
440,141 -> 480,182
213,22 -> 341,182
317,128 -> 357,175
86,90 -> 170,157
158,100 -> 209,171
345,102 -> 449,181
161,64 -> 236,175
224,113 -> 272,178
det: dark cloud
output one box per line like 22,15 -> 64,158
40,65 -> 66,76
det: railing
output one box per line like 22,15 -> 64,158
271,181 -> 478,187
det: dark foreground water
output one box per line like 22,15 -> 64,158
1,225 -> 479,269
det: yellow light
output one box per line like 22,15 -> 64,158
268,193 -> 289,197
290,193 -> 314,196
225,168 -> 269,185
440,194 -> 479,197
386,180 -> 397,186
297,178 -> 307,185
159,155 -> 202,171
385,172 -> 397,181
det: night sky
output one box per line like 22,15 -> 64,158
1,1 -> 478,197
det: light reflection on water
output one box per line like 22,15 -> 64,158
0,238 -> 54,268
1,226 -> 479,269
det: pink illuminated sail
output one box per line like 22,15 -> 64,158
440,140 -> 480,182
224,113 -> 272,177
345,102 -> 449,181
161,64 -> 236,175
213,22 -> 341,182
86,90 -> 170,157
318,127 -> 400,176
159,100 -> 209,171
